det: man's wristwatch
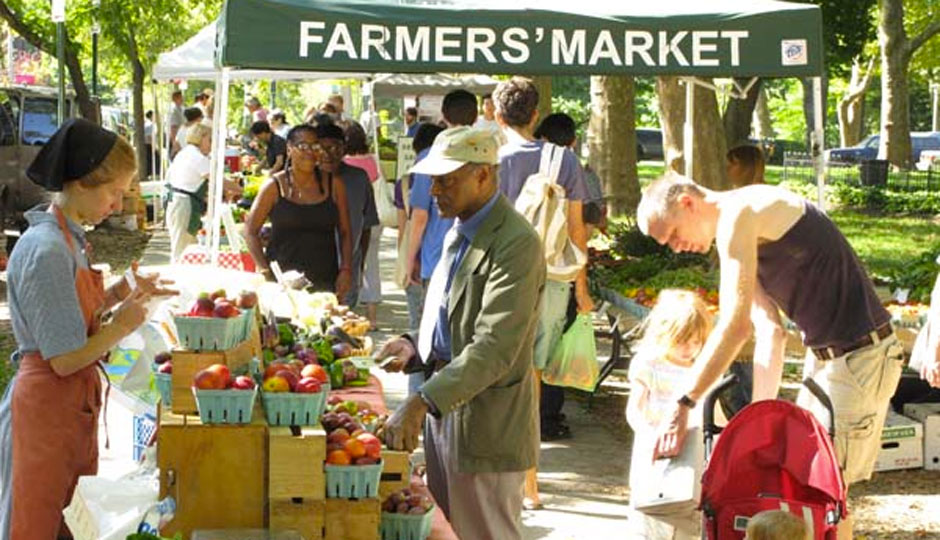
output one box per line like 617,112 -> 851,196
677,394 -> 697,409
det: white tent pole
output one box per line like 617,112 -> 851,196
368,80 -> 380,171
684,78 -> 695,178
812,76 -> 825,211
209,68 -> 231,265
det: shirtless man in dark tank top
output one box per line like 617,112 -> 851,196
636,173 -> 903,540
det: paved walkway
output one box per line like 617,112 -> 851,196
98,226 -> 632,539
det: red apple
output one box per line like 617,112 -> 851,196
357,433 -> 381,459
301,364 -> 328,383
287,359 -> 305,375
188,296 -> 215,317
213,301 -> 240,319
232,375 -> 255,390
263,361 -> 289,380
294,377 -> 322,394
210,288 -> 227,301
193,368 -> 224,390
237,290 -> 258,309
275,369 -> 300,391
157,362 -> 172,374
206,364 -> 231,387
262,374 -> 290,393
154,351 -> 172,365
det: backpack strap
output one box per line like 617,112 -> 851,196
548,144 -> 565,187
538,142 -> 554,178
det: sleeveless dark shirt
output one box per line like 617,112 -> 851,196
266,169 -> 339,292
757,202 -> 889,349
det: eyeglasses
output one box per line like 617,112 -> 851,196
291,142 -> 320,153
319,142 -> 344,155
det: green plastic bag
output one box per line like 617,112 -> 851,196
542,313 -> 599,392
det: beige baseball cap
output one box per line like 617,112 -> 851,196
409,126 -> 500,176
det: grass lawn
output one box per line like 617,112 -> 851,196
829,210 -> 940,282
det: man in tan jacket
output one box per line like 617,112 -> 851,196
378,126 -> 545,540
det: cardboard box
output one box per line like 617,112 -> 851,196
874,411 -> 923,472
378,450 -> 411,499
903,402 -> 940,470
324,498 -> 380,540
269,498 -> 325,540
170,339 -> 254,414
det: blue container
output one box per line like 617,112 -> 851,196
325,461 -> 383,498
381,508 -> 435,540
239,306 -> 257,341
193,387 -> 257,424
132,413 -> 157,462
173,314 -> 248,351
262,390 -> 327,426
154,371 -> 172,405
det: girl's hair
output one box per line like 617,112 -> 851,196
186,123 -> 212,146
286,123 -> 317,145
637,289 -> 713,353
76,135 -> 137,188
745,510 -> 808,540
344,122 -> 369,155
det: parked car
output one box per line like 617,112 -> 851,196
917,149 -> 940,171
826,132 -> 940,164
0,85 -> 78,237
636,127 -> 663,161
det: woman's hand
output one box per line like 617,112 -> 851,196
133,264 -> 179,298
113,288 -> 151,334
335,268 -> 352,301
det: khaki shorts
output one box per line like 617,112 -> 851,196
797,334 -> 904,485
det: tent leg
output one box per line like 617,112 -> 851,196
812,76 -> 825,211
209,69 -> 231,265
683,78 -> 695,178
368,81 -> 380,172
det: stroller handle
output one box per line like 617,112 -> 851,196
703,374 -> 738,439
802,377 -> 836,440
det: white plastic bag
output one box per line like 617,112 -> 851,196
63,475 -> 158,540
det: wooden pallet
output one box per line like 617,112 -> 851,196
170,338 -> 254,414
269,425 -> 326,500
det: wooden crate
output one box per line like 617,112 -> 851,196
157,404 -> 268,538
378,450 -> 411,499
269,426 -> 326,500
170,339 -> 254,414
269,498 -> 325,540
324,498 -> 381,540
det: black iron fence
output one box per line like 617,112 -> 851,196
782,152 -> 940,192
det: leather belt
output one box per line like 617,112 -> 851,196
812,322 -> 894,361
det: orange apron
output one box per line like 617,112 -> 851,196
11,205 -> 107,540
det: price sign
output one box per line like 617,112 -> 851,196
51,0 -> 66,22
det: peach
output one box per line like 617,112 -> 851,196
326,449 -> 351,465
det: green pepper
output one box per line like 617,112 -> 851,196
329,362 -> 345,388
313,339 -> 334,365
262,349 -> 275,364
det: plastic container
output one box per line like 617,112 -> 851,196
154,371 -> 173,405
380,507 -> 435,540
174,313 -> 248,351
132,413 -> 157,462
324,461 -> 383,498
262,390 -> 327,426
193,387 -> 257,424
239,306 -> 258,341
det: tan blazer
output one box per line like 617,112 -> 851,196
421,194 -> 546,474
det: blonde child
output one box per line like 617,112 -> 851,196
745,510 -> 809,540
626,289 -> 714,540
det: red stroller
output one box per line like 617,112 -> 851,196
699,377 -> 847,539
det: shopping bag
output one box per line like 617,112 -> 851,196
373,178 -> 398,228
542,313 -> 599,391
394,177 -> 412,289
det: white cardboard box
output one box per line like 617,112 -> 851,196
902,402 -> 940,470
874,411 -> 923,472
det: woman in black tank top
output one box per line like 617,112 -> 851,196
243,124 -> 353,298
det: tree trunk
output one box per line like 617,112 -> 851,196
752,86 -> 775,140
532,76 -> 553,126
0,4 -> 97,121
588,76 -> 638,216
878,0 -> 911,168
656,77 -> 729,190
128,32 -> 147,186
837,57 -> 875,148
801,75 -> 829,151
722,77 -> 762,150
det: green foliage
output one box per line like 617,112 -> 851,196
798,0 -> 877,77
885,246 -> 940,302
833,184 -> 940,214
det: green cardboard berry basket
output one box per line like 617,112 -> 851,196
173,314 -> 248,351
324,461 -> 383,498
261,390 -> 327,426
380,508 -> 435,540
192,387 -> 257,424
154,371 -> 172,405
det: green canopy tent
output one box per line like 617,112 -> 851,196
204,0 -> 825,258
